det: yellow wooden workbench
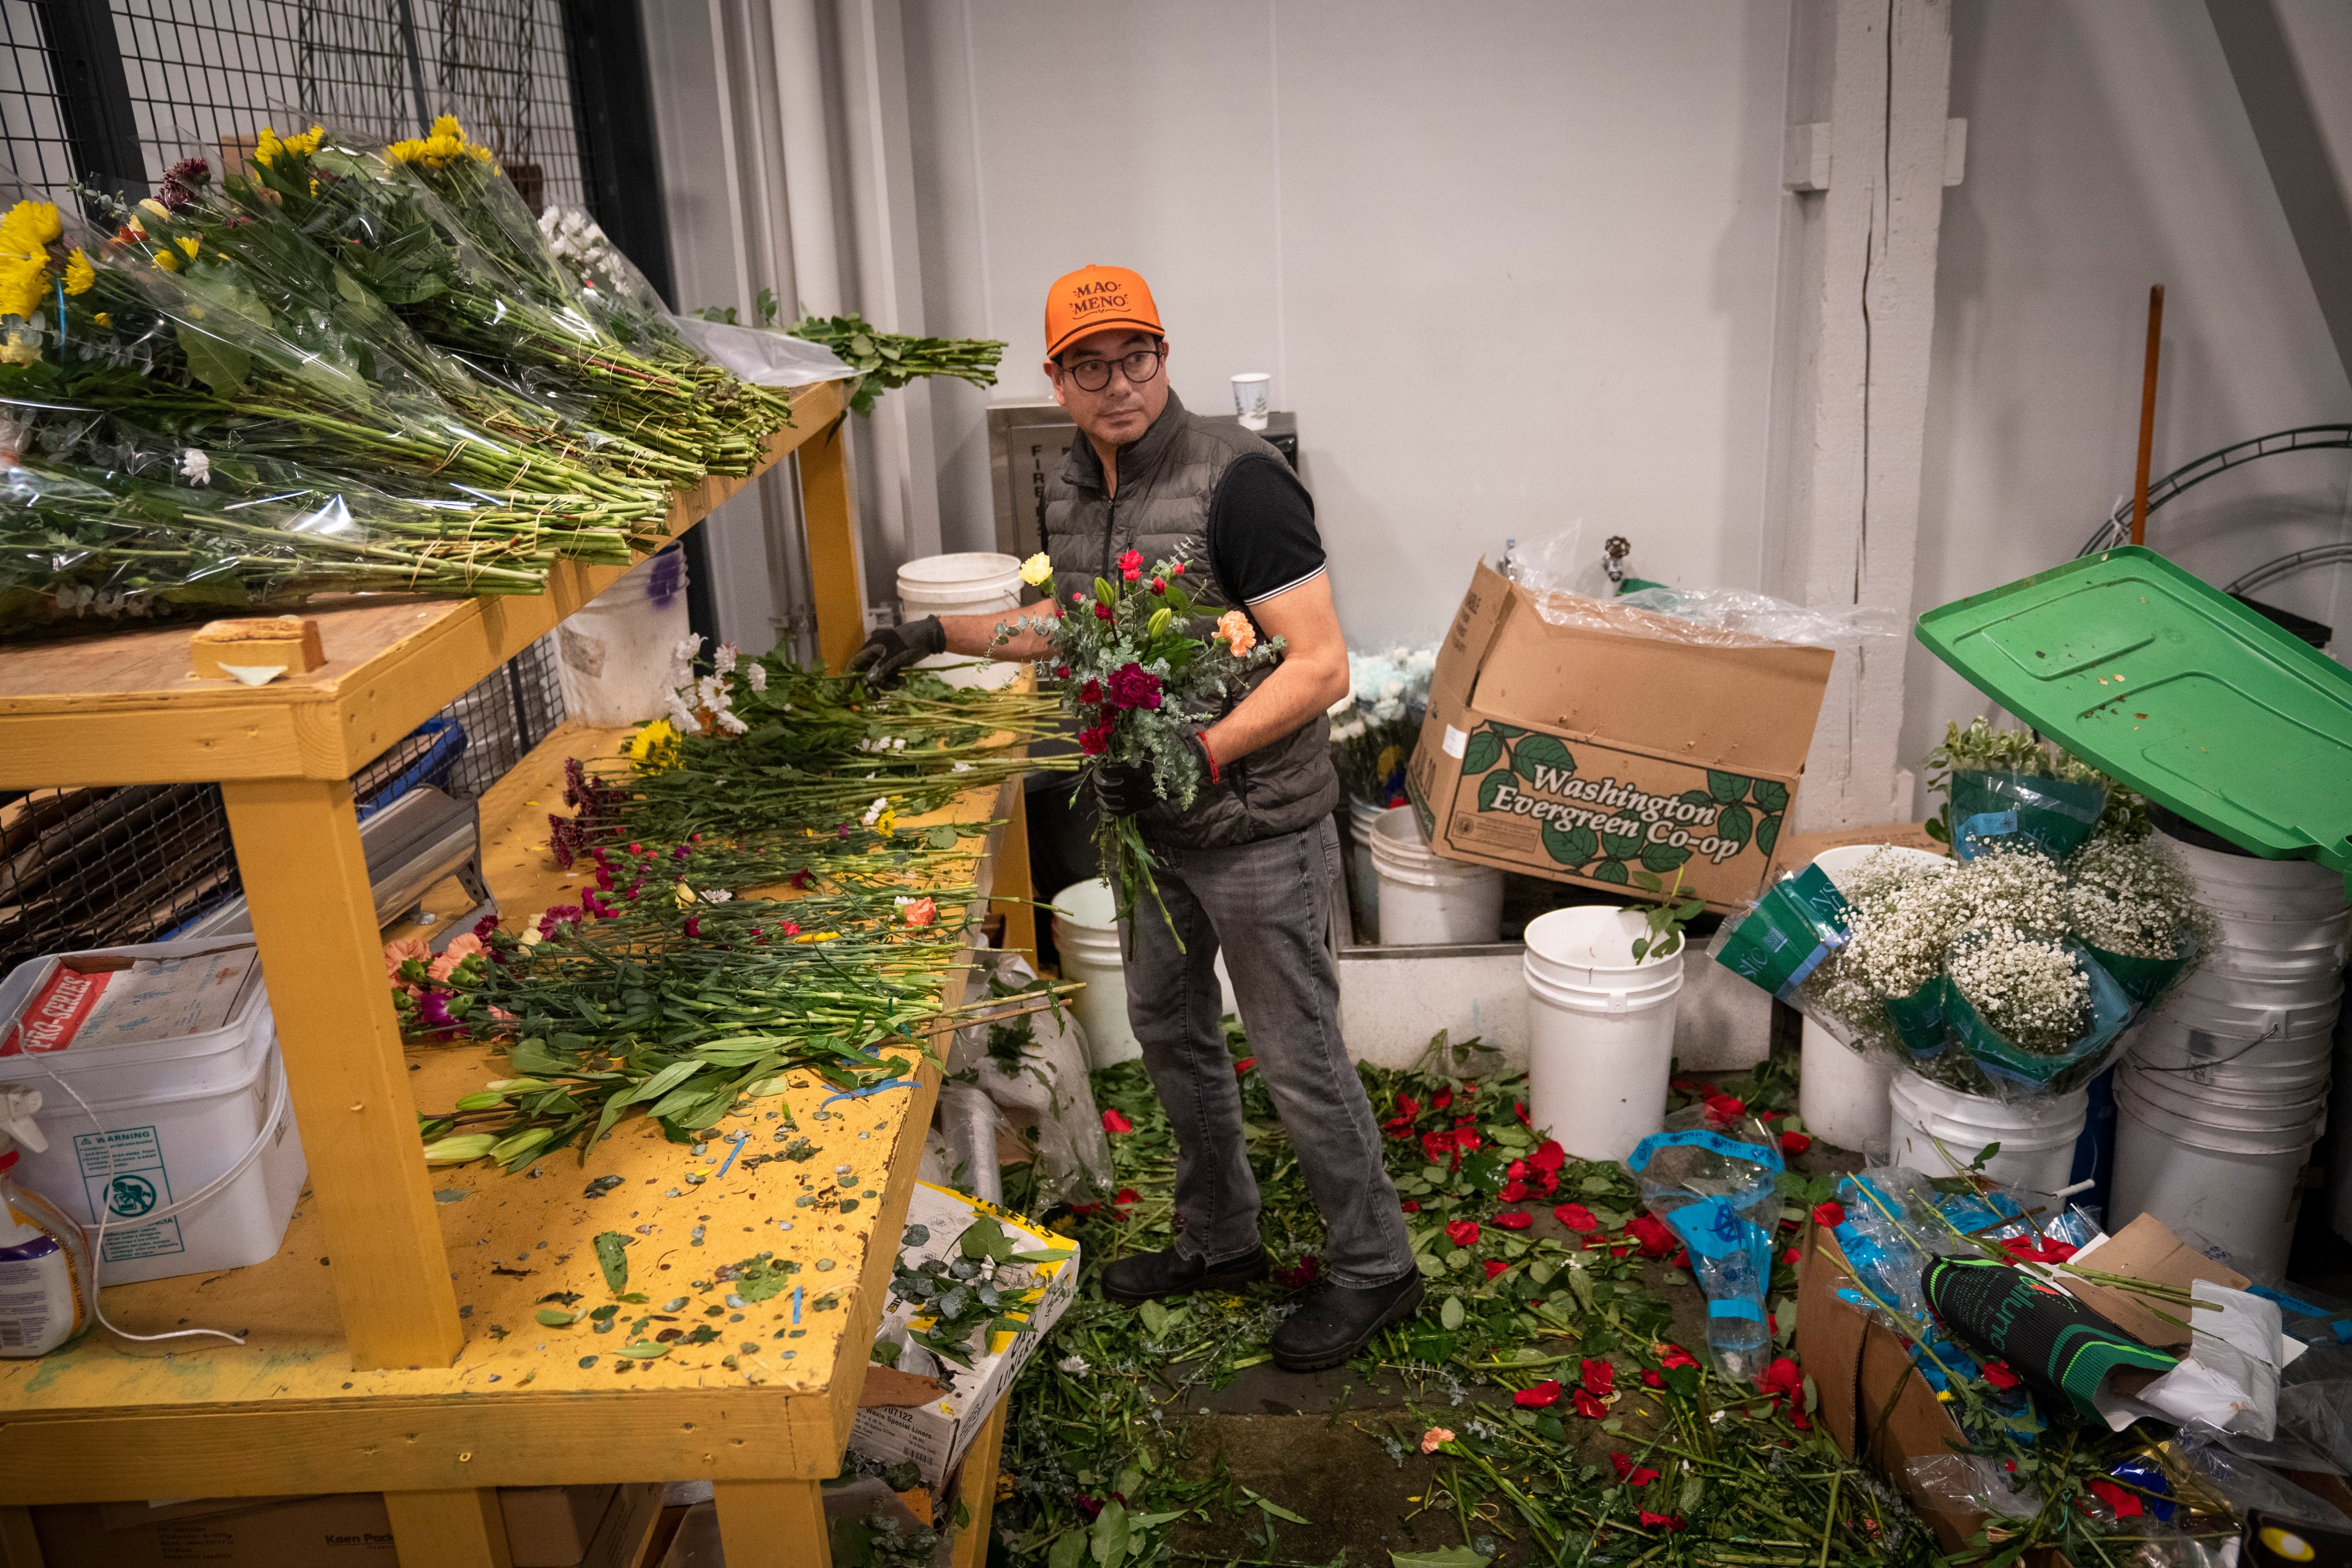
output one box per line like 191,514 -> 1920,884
0,379 -> 1039,1568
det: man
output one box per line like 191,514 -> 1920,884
852,265 -> 1420,1370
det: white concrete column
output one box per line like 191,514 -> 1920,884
1771,0 -> 1956,831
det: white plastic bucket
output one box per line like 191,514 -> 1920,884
1800,1019 -> 1893,1153
898,552 -> 1027,691
1522,907 -> 1685,1161
1347,796 -> 1389,941
2116,1063 -> 2329,1129
2112,1072 -> 2320,1278
1796,845 -> 1949,1153
554,549 -> 692,725
1368,808 -> 1502,946
1887,1071 -> 2087,1192
2160,831 -> 2351,921
0,940 -> 307,1286
1051,879 -> 1137,1069
2128,1012 -> 2334,1091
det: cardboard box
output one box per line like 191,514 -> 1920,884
1794,1223 -> 2062,1562
848,1182 -> 1080,1493
1406,563 -> 1835,911
39,1482 -> 660,1568
2055,1214 -> 2247,1351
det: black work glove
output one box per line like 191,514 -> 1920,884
847,616 -> 944,686
1096,731 -> 1218,818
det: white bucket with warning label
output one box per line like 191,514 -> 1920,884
0,939 -> 306,1285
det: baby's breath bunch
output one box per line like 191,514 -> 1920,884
2064,828 -> 2203,960
1947,925 -> 2090,1054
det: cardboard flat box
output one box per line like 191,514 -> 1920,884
41,1482 -> 658,1568
1794,1223 -> 2065,1564
2052,1213 -> 2247,1351
848,1183 -> 1080,1493
1407,563 -> 1835,912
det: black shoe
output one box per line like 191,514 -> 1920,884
1268,1272 -> 1426,1372
1100,1244 -> 1270,1305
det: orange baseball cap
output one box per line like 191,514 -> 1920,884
1044,265 -> 1163,358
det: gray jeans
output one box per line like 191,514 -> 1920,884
1121,816 -> 1414,1288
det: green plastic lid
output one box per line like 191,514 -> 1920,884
1915,546 -> 2352,876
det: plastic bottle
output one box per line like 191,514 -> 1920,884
0,1088 -> 92,1357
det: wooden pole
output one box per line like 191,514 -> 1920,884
2131,284 -> 2165,547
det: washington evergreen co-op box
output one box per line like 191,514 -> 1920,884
1406,562 -> 1836,912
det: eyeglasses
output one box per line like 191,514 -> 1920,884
1063,346 -> 1163,393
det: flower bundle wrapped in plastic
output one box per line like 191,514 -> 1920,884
0,191 -> 658,567
999,551 -> 1282,931
366,120 -> 790,477
1328,642 -> 1435,807
0,454 -> 550,631
1717,726 -> 2206,1101
1623,1101 -> 1783,1381
109,153 -> 675,536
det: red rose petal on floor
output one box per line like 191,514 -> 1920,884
1445,1219 -> 1480,1248
1506,1158 -> 1529,1180
1626,1213 -> 1673,1257
1492,1211 -> 1533,1230
1483,1258 -> 1509,1281
1704,1092 -> 1747,1122
1498,1180 -> 1529,1203
1982,1360 -> 2021,1390
1573,1387 -> 1608,1419
1431,1088 -> 1453,1110
1782,1246 -> 1803,1265
1581,1358 -> 1615,1397
1780,1131 -> 1812,1155
1513,1379 -> 1561,1408
1642,1370 -> 1664,1388
1812,1200 -> 1846,1228
1757,1357 -> 1803,1401
1234,1057 -> 1257,1076
1657,1343 -> 1698,1370
1400,1199 -> 1420,1213
1102,1108 -> 1133,1134
1531,1139 -> 1566,1172
1555,1203 -> 1599,1233
1514,1100 -> 1531,1125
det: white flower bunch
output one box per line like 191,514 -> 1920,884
1344,644 -> 1438,726
1947,925 -> 2090,1054
537,205 -> 621,281
2064,829 -> 2201,959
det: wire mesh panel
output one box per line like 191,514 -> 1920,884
106,0 -> 581,208
0,3 -> 598,963
0,2 -> 74,193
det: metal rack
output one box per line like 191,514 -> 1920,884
0,1 -> 622,971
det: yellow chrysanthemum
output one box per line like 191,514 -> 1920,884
254,126 -> 282,169
0,256 -> 47,322
0,331 -> 37,366
431,113 -> 463,138
61,249 -> 92,296
285,126 -> 323,157
175,235 -> 199,258
625,717 -> 682,770
875,808 -> 897,835
0,200 -> 61,251
151,249 -> 180,273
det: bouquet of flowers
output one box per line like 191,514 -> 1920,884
1000,549 -> 1283,932
1328,642 -> 1436,806
1719,724 -> 2207,1101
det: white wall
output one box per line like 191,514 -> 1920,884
905,0 -> 1793,648
1910,1 -> 2352,773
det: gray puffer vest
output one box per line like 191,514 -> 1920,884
1042,389 -> 1340,850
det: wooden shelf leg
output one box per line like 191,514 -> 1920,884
385,1488 -> 513,1568
0,1505 -> 44,1568
798,417 -> 867,674
950,1400 -> 1010,1568
995,780 -> 1037,966
713,1480 -> 832,1567
221,777 -> 464,1370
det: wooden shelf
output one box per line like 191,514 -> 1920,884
0,730 -> 1009,1498
0,385 -> 1030,1567
0,378 -> 856,791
